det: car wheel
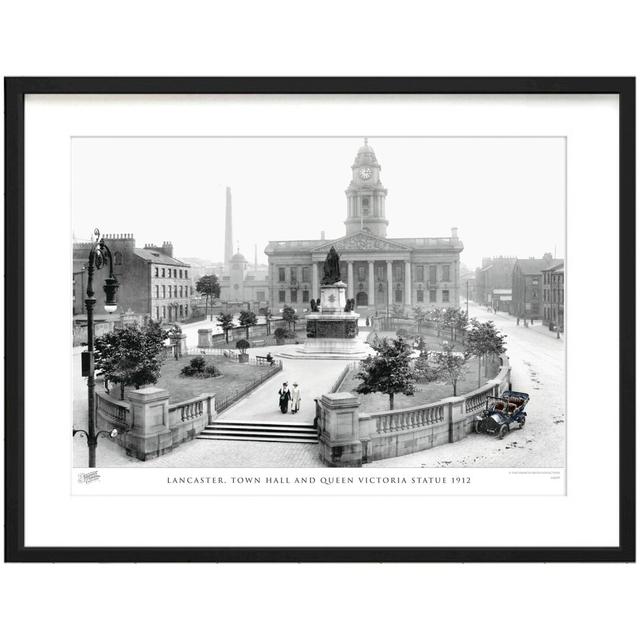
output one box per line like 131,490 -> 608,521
498,424 -> 509,439
518,416 -> 526,429
474,420 -> 483,434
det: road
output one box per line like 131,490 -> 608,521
368,301 -> 566,468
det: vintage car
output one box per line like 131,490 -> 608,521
474,390 -> 529,439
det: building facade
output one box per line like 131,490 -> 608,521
511,253 -> 562,321
73,235 -> 192,323
542,262 -> 564,331
264,140 -> 463,314
475,256 -> 517,306
219,251 -> 270,306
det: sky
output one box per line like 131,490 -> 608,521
71,136 -> 566,270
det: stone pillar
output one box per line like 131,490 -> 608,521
318,392 -> 363,467
347,261 -> 354,299
312,262 -> 319,300
405,260 -> 412,307
386,261 -> 393,306
368,261 -> 375,308
124,387 -> 172,461
197,328 -> 212,348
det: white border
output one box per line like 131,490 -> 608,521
23,94 -> 619,547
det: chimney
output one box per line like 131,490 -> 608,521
224,187 -> 233,266
162,241 -> 173,258
451,227 -> 458,238
321,230 -> 325,240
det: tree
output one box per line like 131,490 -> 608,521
236,338 -> 250,353
216,312 -> 235,343
430,342 -> 468,396
429,307 -> 443,336
282,305 -> 299,331
465,319 -> 507,385
196,274 -> 221,321
354,337 -> 416,410
95,320 -> 169,400
238,310 -> 257,339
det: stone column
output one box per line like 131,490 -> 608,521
312,262 -> 319,300
368,261 -> 375,307
405,260 -> 412,307
124,387 -> 172,461
386,261 -> 393,307
318,392 -> 363,467
347,261 -> 354,299
198,328 -> 212,348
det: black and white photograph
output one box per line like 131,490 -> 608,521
71,135 -> 566,473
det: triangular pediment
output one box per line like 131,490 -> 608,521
314,232 -> 411,254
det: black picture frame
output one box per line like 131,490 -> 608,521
4,77 -> 635,563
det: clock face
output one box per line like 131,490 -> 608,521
359,167 -> 372,180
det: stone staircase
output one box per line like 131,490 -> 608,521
198,419 -> 318,444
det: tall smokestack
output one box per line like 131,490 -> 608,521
224,187 -> 233,267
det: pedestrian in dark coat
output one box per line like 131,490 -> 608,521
278,382 -> 291,414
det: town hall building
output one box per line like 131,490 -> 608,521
264,139 -> 463,313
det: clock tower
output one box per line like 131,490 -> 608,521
344,138 -> 389,237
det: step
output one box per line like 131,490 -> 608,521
202,430 -> 317,441
197,432 -> 318,444
206,424 -> 316,434
212,419 -> 313,429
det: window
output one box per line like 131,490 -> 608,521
174,285 -> 178,297
278,267 -> 285,282
442,290 -> 450,303
155,285 -> 159,298
179,305 -> 183,318
162,268 -> 165,277
154,267 -> 159,277
416,265 -> 424,282
429,265 -> 437,283
395,287 -> 403,303
429,289 -> 436,303
162,285 -> 166,298
162,306 -> 166,319
114,252 -> 122,266
290,289 -> 297,303
174,269 -> 177,278
185,270 -> 188,279
377,265 -> 384,280
278,290 -> 286,303
302,290 -> 309,302
393,264 -> 402,280
257,290 -> 265,302
179,286 -> 183,297
442,265 -> 450,281
179,269 -> 183,279
302,267 -> 310,283
168,287 -> 172,298
156,307 -> 160,320
417,289 -> 424,302
290,267 -> 297,284
358,266 -> 365,280
362,197 -> 370,214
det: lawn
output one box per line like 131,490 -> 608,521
339,356 -> 500,413
116,355 -> 277,404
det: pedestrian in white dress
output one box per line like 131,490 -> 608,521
291,383 -> 301,414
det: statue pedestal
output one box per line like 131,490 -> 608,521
303,283 -> 363,356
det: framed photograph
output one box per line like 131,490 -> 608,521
5,77 -> 635,562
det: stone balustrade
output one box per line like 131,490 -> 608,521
95,387 -> 216,461
318,356 -> 511,466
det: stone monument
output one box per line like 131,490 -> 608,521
303,247 -> 364,355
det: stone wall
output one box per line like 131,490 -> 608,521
318,357 -> 511,466
95,387 -> 216,461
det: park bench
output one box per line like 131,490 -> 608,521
255,355 -> 275,366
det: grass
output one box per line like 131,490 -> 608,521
118,355 -> 275,404
339,356 -> 500,413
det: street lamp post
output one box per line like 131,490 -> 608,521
73,229 -> 119,468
